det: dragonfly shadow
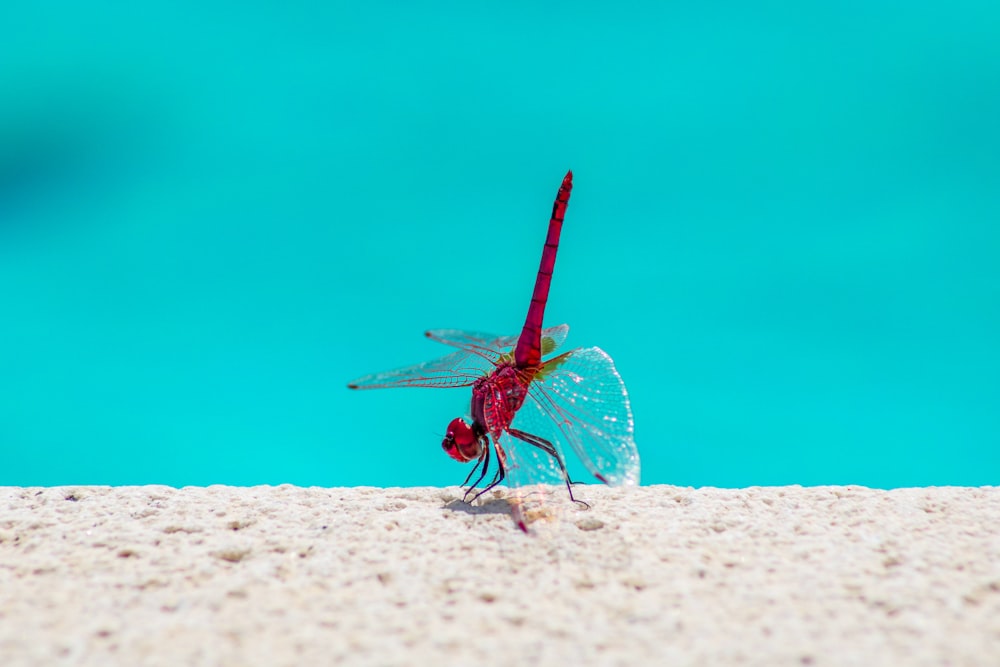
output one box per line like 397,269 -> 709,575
442,496 -> 516,520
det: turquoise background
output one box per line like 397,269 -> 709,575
2,3 -> 998,488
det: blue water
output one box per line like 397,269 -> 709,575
2,3 -> 998,488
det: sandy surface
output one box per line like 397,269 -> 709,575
1,484 -> 998,666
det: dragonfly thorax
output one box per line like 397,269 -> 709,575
442,417 -> 483,463
470,364 -> 532,437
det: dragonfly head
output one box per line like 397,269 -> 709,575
442,417 -> 482,463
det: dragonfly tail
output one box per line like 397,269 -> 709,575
514,170 -> 573,369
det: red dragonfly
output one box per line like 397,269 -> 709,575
348,171 -> 639,529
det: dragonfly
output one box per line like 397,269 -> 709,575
348,171 -> 639,530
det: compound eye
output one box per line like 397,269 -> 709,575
448,418 -> 475,446
441,418 -> 480,462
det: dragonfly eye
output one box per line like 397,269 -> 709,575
442,417 -> 480,463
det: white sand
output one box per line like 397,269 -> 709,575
1,484 -> 998,666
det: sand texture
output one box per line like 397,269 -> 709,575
1,484 -> 998,666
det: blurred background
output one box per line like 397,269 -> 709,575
2,2 -> 998,488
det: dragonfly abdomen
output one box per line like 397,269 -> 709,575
513,170 -> 573,369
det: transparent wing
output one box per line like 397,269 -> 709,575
426,324 -> 570,361
497,430 -> 568,488
539,324 -> 570,356
482,385 -> 568,489
347,348 -> 494,390
423,329 -> 509,363
492,428 -> 574,529
526,347 -> 640,486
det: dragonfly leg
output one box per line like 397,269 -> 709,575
466,459 -> 505,504
462,447 -> 490,503
461,441 -> 487,490
508,428 -> 590,510
462,436 -> 496,503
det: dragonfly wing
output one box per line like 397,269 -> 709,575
539,324 -> 569,357
424,329 -> 508,363
491,428 -> 574,530
526,347 -> 640,486
481,387 -> 577,528
481,386 -> 568,488
427,324 -> 570,359
347,348 -> 492,390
